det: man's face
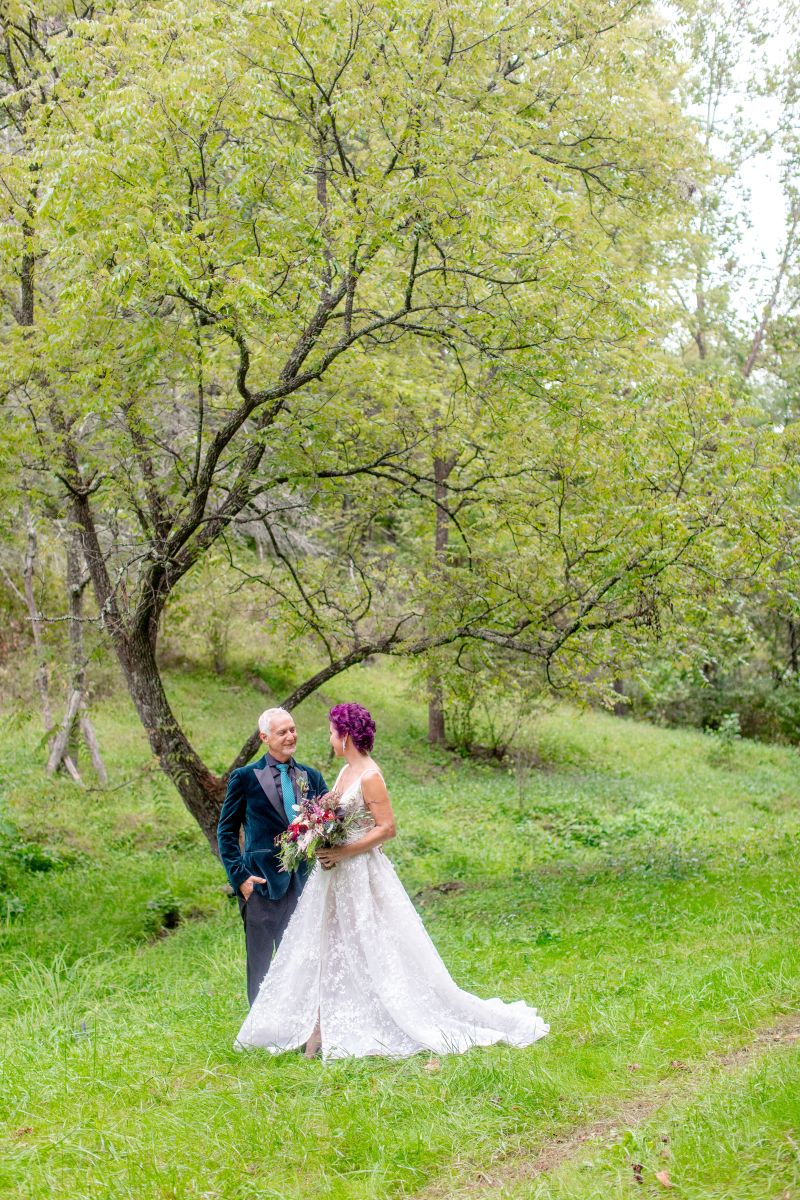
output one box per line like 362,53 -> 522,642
261,715 -> 297,762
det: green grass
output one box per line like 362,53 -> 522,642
520,1043 -> 800,1199
1,660 -> 799,1199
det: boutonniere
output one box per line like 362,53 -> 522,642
295,770 -> 309,798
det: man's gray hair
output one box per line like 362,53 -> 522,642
258,707 -> 293,737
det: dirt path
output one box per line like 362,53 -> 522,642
412,1013 -> 800,1200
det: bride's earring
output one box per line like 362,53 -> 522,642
341,734 -> 348,753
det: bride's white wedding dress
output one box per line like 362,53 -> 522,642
235,765 -> 549,1060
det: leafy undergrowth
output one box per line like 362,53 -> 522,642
0,661 -> 799,1199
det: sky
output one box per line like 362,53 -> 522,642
729,5 -> 796,310
738,107 -> 787,315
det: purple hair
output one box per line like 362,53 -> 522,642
329,702 -> 376,754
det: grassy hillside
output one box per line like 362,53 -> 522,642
1,661 -> 799,1199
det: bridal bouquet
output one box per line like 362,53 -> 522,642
275,791 -> 360,873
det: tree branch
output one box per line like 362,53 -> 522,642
743,204 -> 800,379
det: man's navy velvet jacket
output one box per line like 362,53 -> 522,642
217,755 -> 328,900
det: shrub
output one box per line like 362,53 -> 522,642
143,893 -> 184,938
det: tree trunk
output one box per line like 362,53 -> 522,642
48,519 -> 108,783
116,628 -> 226,852
46,688 -> 82,778
64,522 -> 85,771
788,618 -> 799,677
427,453 -> 455,745
22,505 -> 52,735
428,676 -> 446,745
69,486 -> 226,846
80,712 -> 108,784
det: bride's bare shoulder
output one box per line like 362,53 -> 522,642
360,762 -> 388,795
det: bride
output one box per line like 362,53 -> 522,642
235,702 -> 549,1060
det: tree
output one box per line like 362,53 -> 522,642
2,0 -> 768,846
673,0 -> 800,385
630,0 -> 800,738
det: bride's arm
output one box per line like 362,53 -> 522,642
316,773 -> 396,866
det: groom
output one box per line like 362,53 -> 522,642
217,707 -> 328,1006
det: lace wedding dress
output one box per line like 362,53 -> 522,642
235,766 -> 549,1060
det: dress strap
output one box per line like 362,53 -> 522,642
331,765 -> 347,791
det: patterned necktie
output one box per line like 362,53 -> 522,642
276,762 -> 296,823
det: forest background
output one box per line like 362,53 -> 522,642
1,1 -> 800,1197
1,0 -> 800,829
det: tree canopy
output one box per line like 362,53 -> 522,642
1,0 -> 795,845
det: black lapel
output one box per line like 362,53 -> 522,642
253,758 -> 285,821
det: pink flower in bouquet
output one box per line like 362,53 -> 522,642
274,788 -> 361,873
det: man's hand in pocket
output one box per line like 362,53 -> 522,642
240,875 -> 266,901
